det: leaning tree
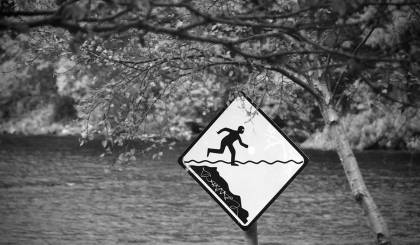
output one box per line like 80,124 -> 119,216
2,0 -> 420,244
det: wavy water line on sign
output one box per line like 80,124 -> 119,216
184,159 -> 303,165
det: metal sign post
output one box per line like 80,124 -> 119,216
244,222 -> 258,245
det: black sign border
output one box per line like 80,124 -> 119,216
178,93 -> 309,230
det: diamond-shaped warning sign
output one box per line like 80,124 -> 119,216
178,95 -> 308,230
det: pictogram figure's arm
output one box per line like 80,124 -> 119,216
238,137 -> 248,148
217,128 -> 233,134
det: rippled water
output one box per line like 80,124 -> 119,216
0,136 -> 419,244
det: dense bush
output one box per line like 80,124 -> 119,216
53,96 -> 77,122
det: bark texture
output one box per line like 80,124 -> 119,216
320,103 -> 391,245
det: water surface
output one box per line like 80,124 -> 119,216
0,136 -> 419,244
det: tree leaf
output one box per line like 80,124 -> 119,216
101,139 -> 108,148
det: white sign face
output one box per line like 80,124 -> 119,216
178,95 -> 308,230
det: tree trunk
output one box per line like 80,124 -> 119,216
319,103 -> 391,245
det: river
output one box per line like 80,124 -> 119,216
0,136 -> 419,244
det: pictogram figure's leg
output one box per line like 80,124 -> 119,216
228,145 -> 237,166
207,144 -> 226,157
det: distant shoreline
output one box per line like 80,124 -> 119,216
1,134 -> 420,160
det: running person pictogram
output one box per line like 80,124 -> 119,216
207,126 -> 248,166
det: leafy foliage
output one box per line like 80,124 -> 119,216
303,83 -> 420,150
1,0 -> 419,151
